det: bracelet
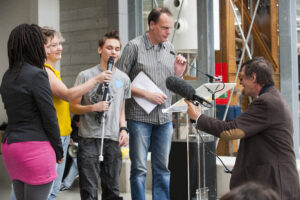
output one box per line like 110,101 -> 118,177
120,126 -> 129,134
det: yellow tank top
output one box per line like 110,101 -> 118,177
45,63 -> 72,136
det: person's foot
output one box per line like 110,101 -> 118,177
60,185 -> 70,191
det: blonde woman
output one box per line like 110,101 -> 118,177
42,27 -> 112,200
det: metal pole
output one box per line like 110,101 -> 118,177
278,0 -> 299,158
187,116 -> 190,200
222,0 -> 260,121
228,0 -> 252,58
99,113 -> 106,161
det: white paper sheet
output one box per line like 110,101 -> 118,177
162,99 -> 187,113
132,71 -> 166,114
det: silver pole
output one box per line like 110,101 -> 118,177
222,0 -> 260,121
187,116 -> 190,200
228,0 -> 252,58
99,113 -> 106,161
99,85 -> 111,161
197,133 -> 201,198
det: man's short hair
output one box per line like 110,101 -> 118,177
98,30 -> 121,49
241,57 -> 275,86
148,7 -> 173,26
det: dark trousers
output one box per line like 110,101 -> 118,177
77,137 -> 123,200
13,180 -> 53,200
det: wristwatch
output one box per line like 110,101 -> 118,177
119,126 -> 129,134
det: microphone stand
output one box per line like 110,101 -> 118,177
190,63 -> 219,200
98,57 -> 114,162
195,77 -> 220,200
171,50 -> 219,199
99,87 -> 109,162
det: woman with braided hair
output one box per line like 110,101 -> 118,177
0,24 -> 63,200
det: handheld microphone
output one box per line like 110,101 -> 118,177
95,56 -> 114,95
170,51 -> 221,82
166,76 -> 212,107
95,56 -> 114,123
102,56 -> 114,101
107,56 -> 114,71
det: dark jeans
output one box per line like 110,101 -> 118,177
77,137 -> 123,200
13,180 -> 53,200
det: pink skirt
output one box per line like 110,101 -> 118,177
1,140 -> 57,185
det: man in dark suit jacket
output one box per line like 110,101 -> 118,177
185,57 -> 300,200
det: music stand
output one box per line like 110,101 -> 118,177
162,83 -> 235,114
164,82 -> 235,200
193,82 -> 235,200
195,82 -> 236,117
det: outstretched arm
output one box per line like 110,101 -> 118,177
46,67 -> 112,102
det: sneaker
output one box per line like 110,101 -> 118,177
60,185 -> 70,191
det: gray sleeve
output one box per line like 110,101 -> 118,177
124,77 -> 131,99
74,71 -> 86,86
115,42 -> 137,76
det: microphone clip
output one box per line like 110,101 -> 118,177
224,169 -> 233,174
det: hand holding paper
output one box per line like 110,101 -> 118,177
132,72 -> 166,114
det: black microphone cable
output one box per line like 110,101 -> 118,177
195,127 -> 233,174
170,50 -> 222,82
169,52 -> 232,173
170,50 -> 225,102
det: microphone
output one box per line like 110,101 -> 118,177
107,56 -> 114,71
101,56 -> 114,101
95,56 -> 114,95
170,51 -> 221,82
166,76 -> 212,107
95,56 -> 114,123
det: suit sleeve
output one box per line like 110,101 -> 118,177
197,98 -> 269,139
234,98 -> 270,137
32,70 -> 63,161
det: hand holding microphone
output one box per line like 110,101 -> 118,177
166,76 -> 212,107
95,56 -> 114,123
94,72 -> 112,84
184,99 -> 202,121
173,53 -> 187,76
170,51 -> 221,82
94,57 -> 113,84
166,76 -> 211,123
101,56 -> 114,101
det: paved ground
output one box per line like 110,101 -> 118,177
56,178 -> 152,200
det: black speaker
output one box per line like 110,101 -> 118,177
169,139 -> 216,200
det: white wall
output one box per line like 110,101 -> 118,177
38,0 -> 59,29
0,0 -> 36,123
60,0 -> 110,87
0,0 -> 59,123
38,0 -> 60,70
